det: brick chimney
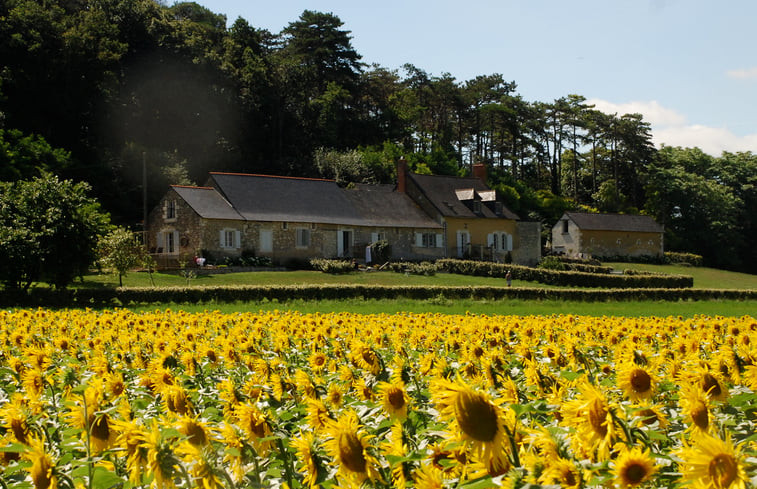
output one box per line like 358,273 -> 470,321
473,163 -> 487,184
397,157 -> 408,193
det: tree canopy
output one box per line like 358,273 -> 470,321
1,0 -> 755,272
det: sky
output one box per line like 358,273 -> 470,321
201,0 -> 757,156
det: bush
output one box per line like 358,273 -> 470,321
310,258 -> 356,274
1,284 -> 754,308
538,256 -> 566,270
595,254 -> 670,265
665,251 -> 703,267
389,261 -> 437,276
437,258 -> 693,289
371,240 -> 392,264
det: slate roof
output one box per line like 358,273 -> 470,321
171,186 -> 242,220
408,173 -> 520,220
343,184 -> 442,228
189,172 -> 441,229
564,212 -> 664,233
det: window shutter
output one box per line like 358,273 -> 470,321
506,234 -> 513,251
220,230 -> 226,248
173,231 -> 180,253
157,232 -> 164,250
371,232 -> 378,243
235,230 -> 241,248
435,234 -> 444,248
415,233 -> 423,247
162,202 -> 167,219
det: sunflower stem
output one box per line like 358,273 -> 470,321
277,438 -> 295,488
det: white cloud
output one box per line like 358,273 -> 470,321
587,98 -> 757,155
586,99 -> 687,126
726,67 -> 757,80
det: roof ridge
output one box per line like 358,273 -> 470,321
210,171 -> 335,183
172,185 -> 214,190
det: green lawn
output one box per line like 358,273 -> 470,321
133,297 -> 757,318
605,262 -> 757,289
79,269 -> 535,288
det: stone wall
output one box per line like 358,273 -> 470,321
513,221 -> 542,266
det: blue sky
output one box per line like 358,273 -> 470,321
201,0 -> 757,155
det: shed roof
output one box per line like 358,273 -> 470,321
563,212 -> 664,233
171,186 -> 242,220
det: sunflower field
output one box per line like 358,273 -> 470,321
1,309 -> 756,489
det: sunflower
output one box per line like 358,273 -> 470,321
377,380 -> 410,421
112,418 -> 150,484
679,383 -> 711,434
0,401 -> 30,444
323,411 -> 382,486
292,431 -> 321,489
176,442 -> 223,489
23,437 -> 57,489
141,421 -> 180,489
305,399 -> 333,432
560,379 -> 616,461
164,385 -> 192,416
413,463 -> 445,489
612,446 -> 658,487
677,433 -> 748,489
236,403 -> 272,453
430,377 -> 511,473
21,368 -> 46,400
616,362 -> 657,401
380,421 -> 409,489
176,415 -> 213,447
538,457 -> 582,488
699,371 -> 729,402
326,382 -> 344,408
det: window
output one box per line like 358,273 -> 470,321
473,201 -> 482,213
167,200 -> 176,219
220,229 -> 240,249
495,202 -> 503,216
165,231 -> 175,253
224,230 -> 235,248
296,228 -> 310,248
282,222 -> 288,230
562,220 -> 569,234
415,232 -> 443,248
259,229 -> 273,253
371,232 -> 386,243
487,232 -> 512,252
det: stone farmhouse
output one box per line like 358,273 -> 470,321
551,211 -> 664,258
146,162 -> 542,266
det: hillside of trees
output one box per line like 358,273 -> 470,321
1,0 -> 755,273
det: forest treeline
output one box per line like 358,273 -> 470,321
1,1 -> 755,272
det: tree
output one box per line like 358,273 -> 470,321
0,173 -> 111,290
99,227 -> 147,287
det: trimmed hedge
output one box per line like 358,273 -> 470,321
665,251 -> 704,267
437,259 -> 694,289
1,284 -> 755,307
310,258 -> 356,274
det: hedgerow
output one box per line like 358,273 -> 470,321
437,259 -> 693,289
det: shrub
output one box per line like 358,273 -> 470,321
370,240 -> 392,264
310,258 -> 356,274
665,251 -> 703,267
437,258 -> 693,289
389,261 -> 437,276
538,256 -> 566,270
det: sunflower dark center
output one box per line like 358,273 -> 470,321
91,414 -> 110,441
387,388 -> 405,410
455,391 -> 498,442
692,402 -> 709,430
630,369 -> 652,393
702,373 -> 722,398
624,462 -> 647,484
338,432 -> 367,473
709,454 -> 737,488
